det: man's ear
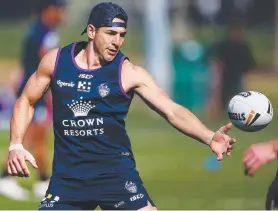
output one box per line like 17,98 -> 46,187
87,24 -> 96,40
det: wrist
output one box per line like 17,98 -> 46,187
203,131 -> 215,146
10,139 -> 23,146
9,143 -> 24,152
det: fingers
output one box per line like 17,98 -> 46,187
225,122 -> 233,132
7,150 -> 33,177
10,162 -> 17,176
29,160 -> 39,169
8,158 -> 29,177
212,126 -> 236,160
18,157 -> 30,177
217,153 -> 223,161
225,143 -> 234,156
7,163 -> 11,175
244,156 -> 258,170
25,157 -> 38,169
24,150 -> 38,169
229,138 -> 236,144
243,148 -> 261,177
245,160 -> 261,177
219,123 -> 233,134
243,150 -> 253,163
13,158 -> 24,177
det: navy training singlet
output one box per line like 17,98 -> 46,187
50,42 -> 138,179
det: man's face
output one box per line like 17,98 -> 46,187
93,17 -> 127,62
47,6 -> 65,27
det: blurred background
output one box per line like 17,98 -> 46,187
0,0 -> 278,209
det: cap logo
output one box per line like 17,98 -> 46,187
110,22 -> 127,28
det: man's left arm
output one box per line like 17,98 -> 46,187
125,62 -> 235,160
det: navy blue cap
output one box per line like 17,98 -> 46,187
81,2 -> 128,35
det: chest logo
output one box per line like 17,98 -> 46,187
77,81 -> 91,92
98,83 -> 110,98
57,80 -> 75,88
67,97 -> 95,117
79,74 -> 93,80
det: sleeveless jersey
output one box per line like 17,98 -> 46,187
50,42 -> 137,179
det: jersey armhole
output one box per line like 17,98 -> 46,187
51,48 -> 62,79
119,56 -> 132,99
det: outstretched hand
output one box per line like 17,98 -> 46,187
210,123 -> 236,161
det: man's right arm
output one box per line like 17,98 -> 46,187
8,48 -> 59,177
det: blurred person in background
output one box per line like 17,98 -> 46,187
0,0 -> 65,200
243,138 -> 278,210
207,23 -> 256,121
6,2 -> 236,210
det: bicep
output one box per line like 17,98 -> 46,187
21,70 -> 51,106
20,49 -> 58,106
134,69 -> 177,118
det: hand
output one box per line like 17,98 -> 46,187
243,141 -> 277,177
7,145 -> 38,177
210,123 -> 236,161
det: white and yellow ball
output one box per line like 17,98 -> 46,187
227,91 -> 273,132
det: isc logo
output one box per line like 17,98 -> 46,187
79,74 -> 93,79
130,194 -> 144,202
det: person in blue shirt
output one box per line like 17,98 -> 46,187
0,0 -> 65,201
6,2 -> 235,210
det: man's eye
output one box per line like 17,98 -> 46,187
120,33 -> 126,38
106,31 -> 116,35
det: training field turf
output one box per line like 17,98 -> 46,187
0,73 -> 277,210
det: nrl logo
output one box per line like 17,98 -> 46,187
98,83 -> 110,98
238,91 -> 251,98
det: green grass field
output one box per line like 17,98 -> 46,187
0,74 -> 278,210
0,22 -> 277,210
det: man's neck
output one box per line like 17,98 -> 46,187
85,43 -> 102,69
75,42 -> 107,70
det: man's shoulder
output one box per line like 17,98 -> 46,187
44,48 -> 61,59
38,48 -> 61,74
122,59 -> 144,74
121,60 -> 151,87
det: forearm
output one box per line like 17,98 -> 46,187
167,105 -> 214,145
10,96 -> 34,145
270,139 -> 278,156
